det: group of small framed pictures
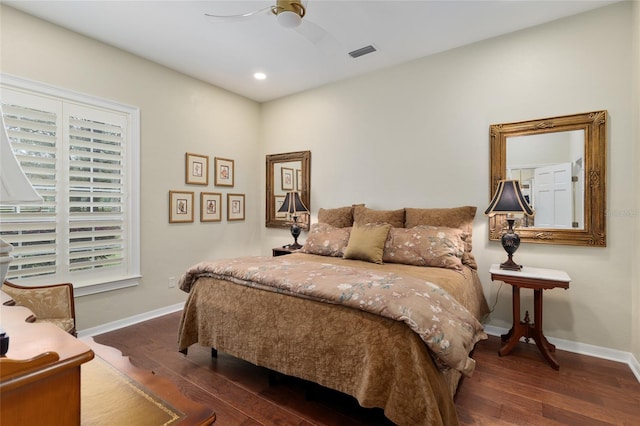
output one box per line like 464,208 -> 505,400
169,153 -> 244,223
280,167 -> 302,192
185,152 -> 234,187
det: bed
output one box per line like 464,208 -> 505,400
178,205 -> 490,426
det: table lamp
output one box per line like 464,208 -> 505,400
485,179 -> 534,271
1,108 -> 43,283
277,191 -> 309,249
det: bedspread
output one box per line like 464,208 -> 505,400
178,253 -> 490,425
179,255 -> 486,377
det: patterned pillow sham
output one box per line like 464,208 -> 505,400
353,205 -> 405,228
382,225 -> 466,271
404,206 -> 477,269
301,223 -> 351,257
317,205 -> 358,228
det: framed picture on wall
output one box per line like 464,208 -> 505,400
215,157 -> 234,187
281,167 -> 294,191
201,192 -> 222,222
296,169 -> 302,191
185,153 -> 209,185
275,195 -> 286,218
227,193 -> 245,221
169,190 -> 194,223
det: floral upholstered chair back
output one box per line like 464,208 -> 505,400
2,281 -> 76,337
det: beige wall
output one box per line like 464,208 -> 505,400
261,2 -> 636,352
2,2 -> 638,356
0,6 -> 262,329
632,0 -> 640,363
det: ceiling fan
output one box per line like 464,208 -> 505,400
205,0 -> 337,51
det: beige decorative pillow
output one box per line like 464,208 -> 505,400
300,223 -> 351,257
353,205 -> 405,228
383,226 -> 466,271
317,206 -> 356,228
343,223 -> 392,264
404,206 -> 477,269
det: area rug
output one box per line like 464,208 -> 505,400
81,356 -> 184,426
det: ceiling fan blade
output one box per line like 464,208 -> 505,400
204,0 -> 341,55
204,6 -> 272,23
294,19 -> 341,55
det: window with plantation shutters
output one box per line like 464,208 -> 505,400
0,76 -> 140,295
68,107 -> 127,274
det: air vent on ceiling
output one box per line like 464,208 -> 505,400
349,45 -> 377,59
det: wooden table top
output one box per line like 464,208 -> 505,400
0,291 -> 94,386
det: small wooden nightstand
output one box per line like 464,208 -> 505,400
272,246 -> 300,257
490,264 -> 571,370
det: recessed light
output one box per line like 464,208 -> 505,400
254,72 -> 266,80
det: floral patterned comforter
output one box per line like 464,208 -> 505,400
179,255 -> 486,376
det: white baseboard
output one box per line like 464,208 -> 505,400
483,324 -> 640,383
631,354 -> 640,383
77,302 -> 184,338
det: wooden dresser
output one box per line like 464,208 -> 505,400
0,291 -> 94,425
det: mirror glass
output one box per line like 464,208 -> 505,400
489,111 -> 606,247
506,130 -> 584,229
266,151 -> 311,229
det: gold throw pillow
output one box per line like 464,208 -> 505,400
343,223 -> 392,264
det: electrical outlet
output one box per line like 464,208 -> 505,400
168,276 -> 176,288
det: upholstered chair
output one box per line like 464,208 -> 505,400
2,280 -> 77,337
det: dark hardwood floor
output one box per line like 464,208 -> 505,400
92,312 -> 640,425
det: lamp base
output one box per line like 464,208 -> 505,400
0,328 -> 8,357
500,218 -> 522,271
1,237 -> 15,283
500,256 -> 522,271
289,219 -> 302,250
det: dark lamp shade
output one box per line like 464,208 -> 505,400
277,191 -> 309,215
485,180 -> 534,217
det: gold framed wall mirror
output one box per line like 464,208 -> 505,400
266,150 -> 311,229
489,111 -> 606,246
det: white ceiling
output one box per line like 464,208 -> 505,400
5,0 -> 618,103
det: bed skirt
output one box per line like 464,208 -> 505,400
178,277 -> 461,426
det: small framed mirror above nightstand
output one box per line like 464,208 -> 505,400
266,150 -> 311,230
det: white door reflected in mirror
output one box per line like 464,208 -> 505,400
506,129 -> 584,230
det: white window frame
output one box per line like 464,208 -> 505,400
1,74 -> 140,296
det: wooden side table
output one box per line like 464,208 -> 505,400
490,264 -> 571,370
272,246 -> 300,257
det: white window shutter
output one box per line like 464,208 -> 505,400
1,97 -> 61,279
1,78 -> 140,293
66,105 -> 127,274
